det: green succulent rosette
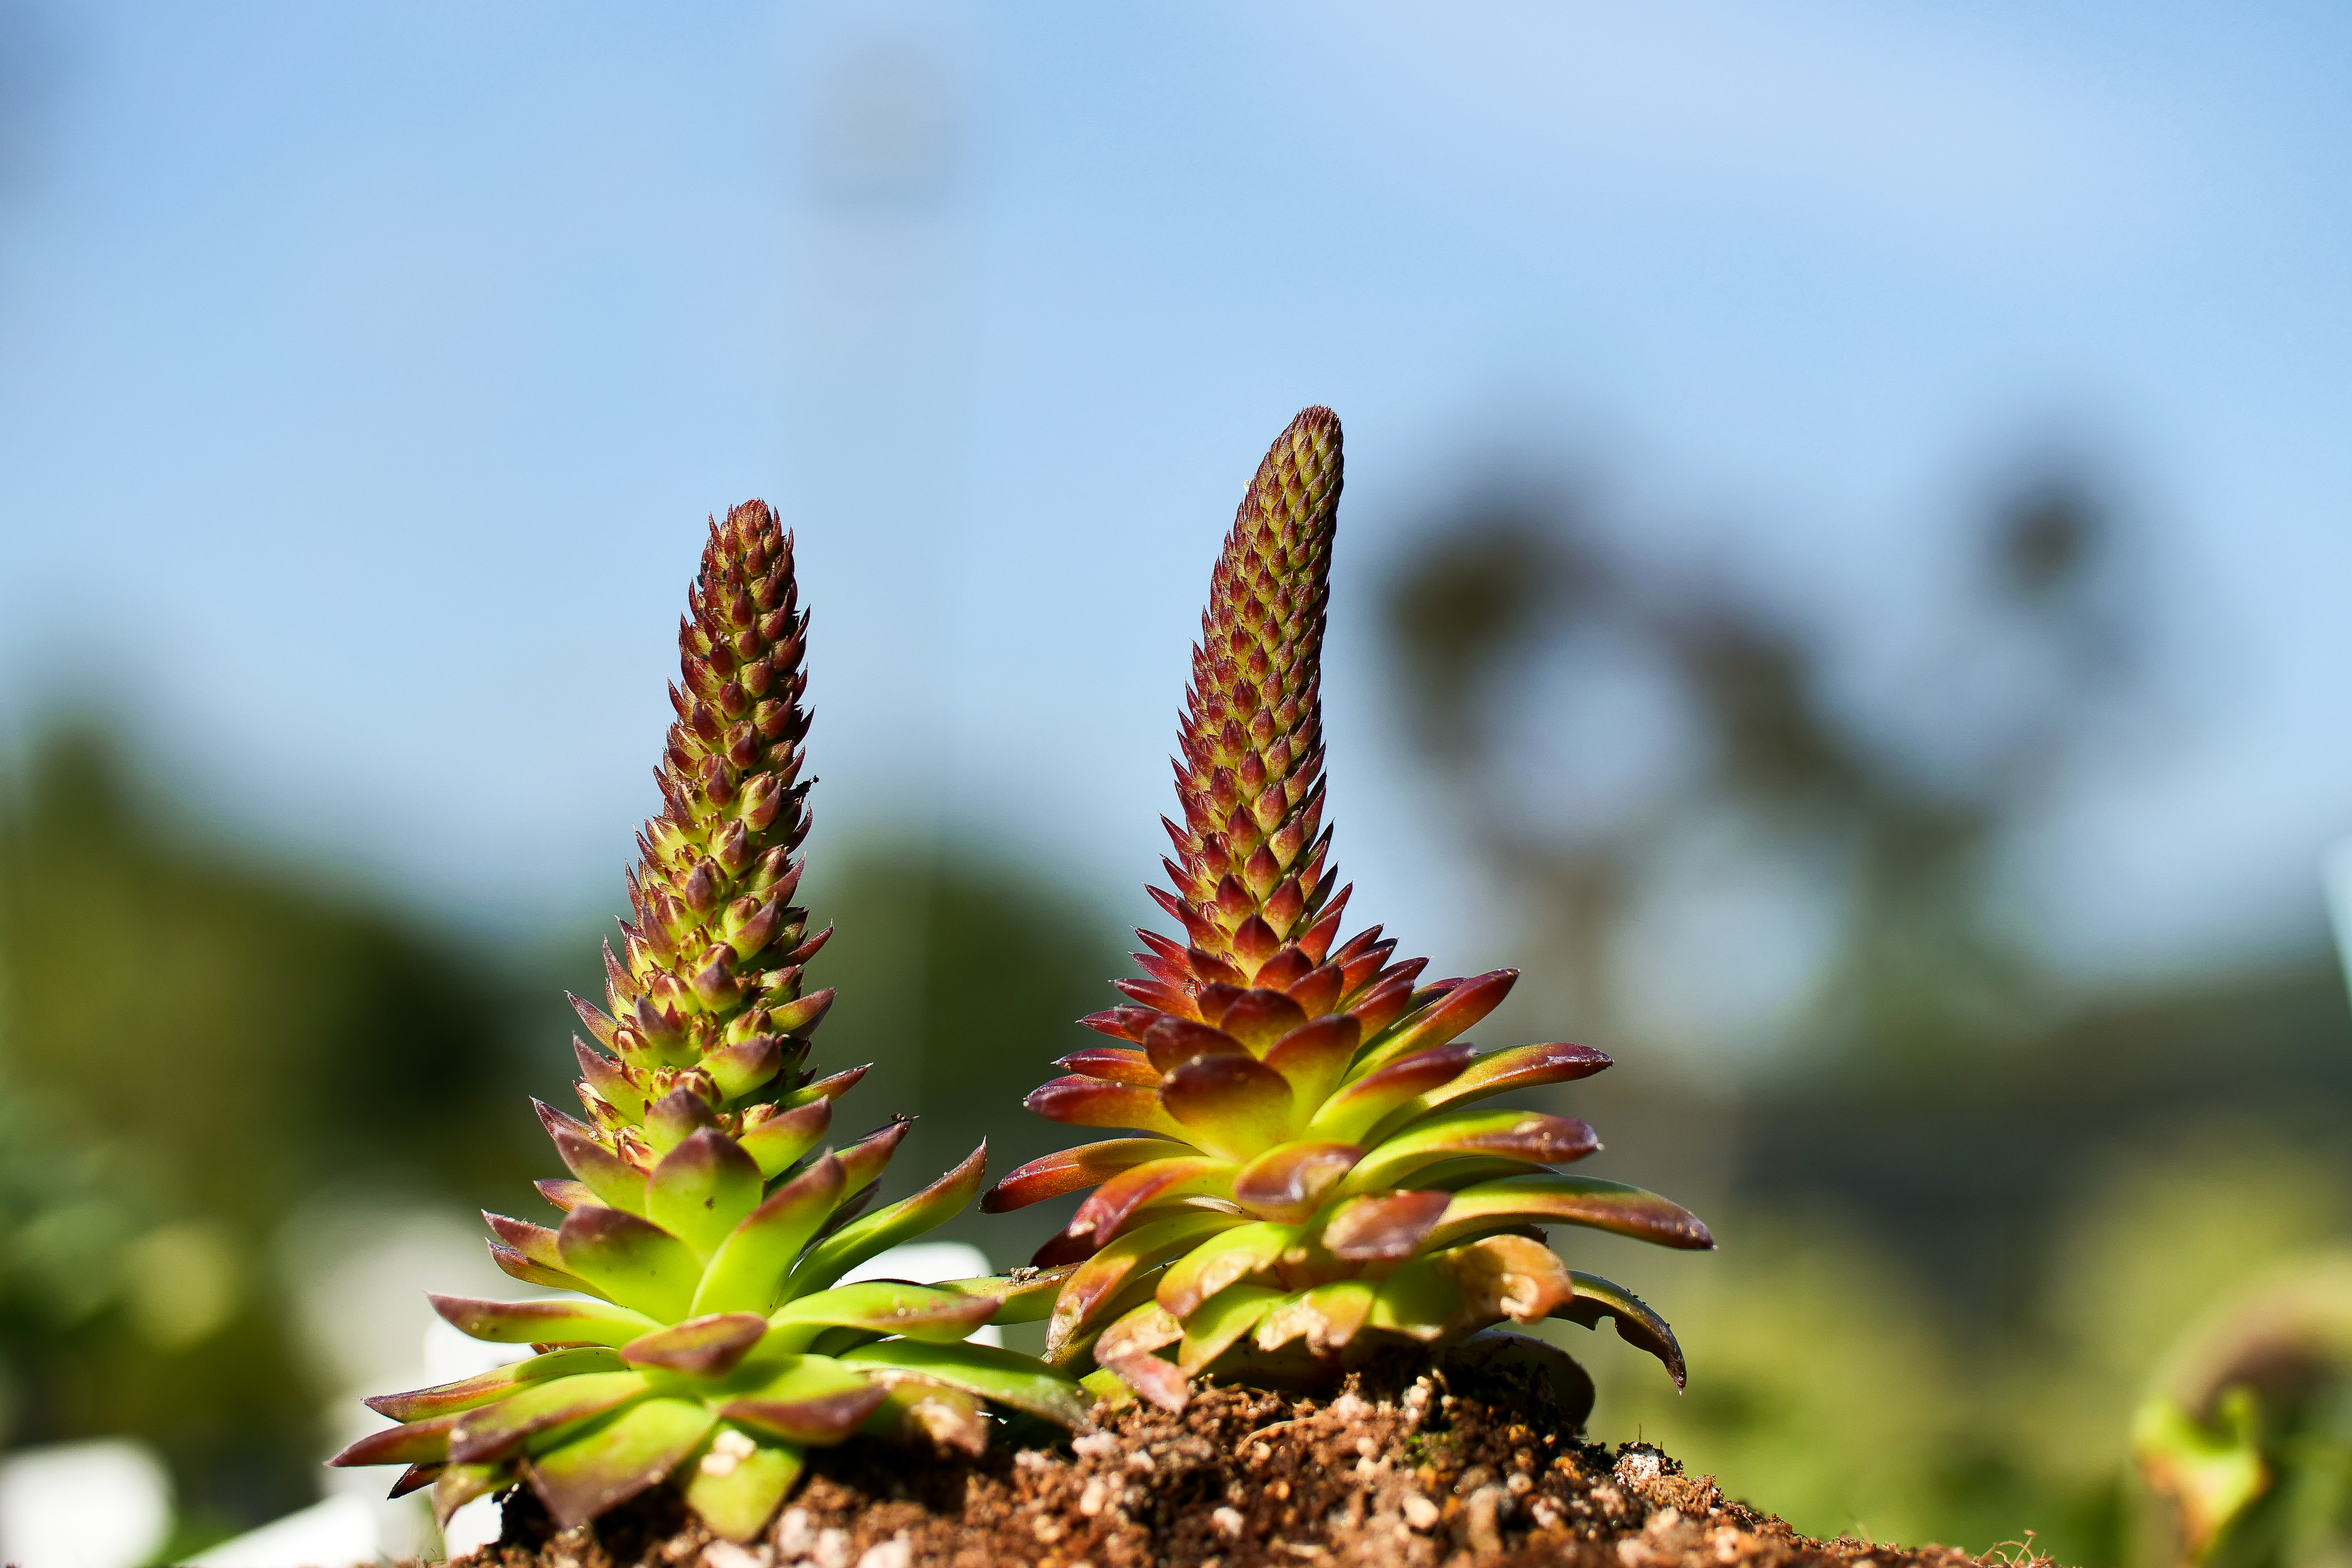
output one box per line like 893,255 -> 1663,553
331,503 -> 1082,1542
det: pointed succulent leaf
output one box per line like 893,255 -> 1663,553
644,1086 -> 719,1155
1055,1047 -> 1161,1086
701,1037 -> 786,1103
330,1412 -> 462,1468
432,1463 -> 512,1530
1177,1283 -> 1286,1376
448,1370 -> 654,1464
1362,1258 -> 1462,1343
1259,1015 -> 1361,1107
1338,1109 -> 1599,1196
1555,1269 -> 1688,1389
983,1139 -> 1191,1213
1102,1348 -> 1192,1413
1139,1017 -> 1251,1075
858,1379 -> 988,1457
1399,1041 -> 1612,1121
1425,1174 -> 1716,1252
717,1357 -> 888,1443
389,1464 -> 440,1499
484,1211 -> 564,1270
787,1142 -> 986,1299
551,1129 -> 648,1215
1321,1190 -> 1452,1261
833,1116 -> 913,1199
574,1040 -> 647,1120
556,1206 -> 703,1320
1231,1140 -> 1359,1222
1254,1279 -> 1377,1354
1047,1209 -> 1245,1353
1304,1044 -> 1478,1144
690,1154 -> 846,1316
365,1348 -> 627,1422
536,1178 -> 594,1212
680,1426 -> 803,1544
766,1281 -> 995,1350
931,1264 -> 1080,1325
526,1395 -> 717,1529
837,1339 -> 1091,1429
430,1294 -> 662,1349
1024,1076 -> 1186,1138
1351,969 -> 1518,1078
1159,1053 -> 1294,1161
781,1064 -> 869,1109
1093,1300 -> 1183,1365
647,1128 -> 765,1258
739,1098 -> 831,1179
1441,1233 -> 1578,1327
489,1241 -> 604,1296
619,1313 -> 771,1376
1155,1221 -> 1303,1320
1065,1156 -> 1236,1249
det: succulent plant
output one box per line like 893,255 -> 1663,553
983,409 -> 1714,1410
330,502 -> 1083,1542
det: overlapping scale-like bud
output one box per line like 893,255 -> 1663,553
986,410 -> 1715,1412
330,503 -> 1083,1543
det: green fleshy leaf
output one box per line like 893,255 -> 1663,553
680,1424 -> 803,1543
1230,1141 -> 1358,1223
1377,1042 -> 1611,1131
576,1039 -> 647,1121
1338,1108 -> 1596,1196
701,1037 -> 786,1104
1046,1209 -> 1243,1355
838,1339 -> 1091,1429
718,1356 -> 888,1443
833,1118 -> 913,1201
430,1293 -> 663,1349
552,1129 -> 649,1215
1422,1174 -> 1715,1253
556,1206 -> 703,1321
329,1412 -> 460,1468
1554,1269 -> 1686,1390
1349,969 -> 1517,1079
1303,1045 -> 1478,1145
526,1395 -> 716,1529
766,1281 -> 995,1352
366,1348 -> 627,1422
1254,1279 -> 1377,1354
1153,1221 -> 1301,1319
786,1143 -> 986,1299
620,1313 -> 771,1377
1079,1367 -> 1134,1408
1177,1283 -> 1285,1376
1158,1054 -> 1294,1162
1362,1258 -> 1461,1343
647,1128 -> 765,1259
859,1379 -> 989,1456
432,1463 -> 511,1530
934,1265 -> 1080,1325
489,1241 -> 606,1296
690,1154 -> 846,1316
739,1099 -> 832,1180
449,1370 -> 654,1464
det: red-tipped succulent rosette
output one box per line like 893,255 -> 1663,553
987,410 -> 1713,1410
329,504 -> 1084,1543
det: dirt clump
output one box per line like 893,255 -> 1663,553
469,1369 -> 2034,1568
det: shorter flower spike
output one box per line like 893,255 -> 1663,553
988,410 -> 1713,1411
331,502 -> 1081,1541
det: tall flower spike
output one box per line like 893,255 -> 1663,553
330,502 -> 1084,1544
987,410 -> 1715,1413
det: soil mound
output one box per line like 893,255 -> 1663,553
470,1362 -> 2033,1568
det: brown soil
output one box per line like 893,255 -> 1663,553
470,1364 -> 2041,1568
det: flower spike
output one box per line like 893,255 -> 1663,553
330,502 -> 1081,1543
989,410 -> 1712,1411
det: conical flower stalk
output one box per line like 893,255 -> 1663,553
984,409 -> 1715,1411
331,503 -> 1083,1542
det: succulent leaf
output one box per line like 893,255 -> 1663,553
835,1340 -> 1092,1428
363,1348 -> 627,1422
449,1371 -> 656,1465
526,1395 -> 717,1529
680,1428 -> 804,1544
646,1128 -> 765,1258
1555,1269 -> 1688,1389
688,1154 -> 846,1316
429,1293 -> 662,1349
556,1206 -> 704,1321
998,410 -> 1713,1405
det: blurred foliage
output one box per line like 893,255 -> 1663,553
1378,453 -> 2352,1564
0,727 -> 553,1527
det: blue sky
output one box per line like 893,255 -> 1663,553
2,0 -> 2348,991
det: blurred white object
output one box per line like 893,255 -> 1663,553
0,1439 -> 173,1568
840,1240 -> 999,1346
185,1493 -> 376,1568
2325,837 -> 2352,1004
